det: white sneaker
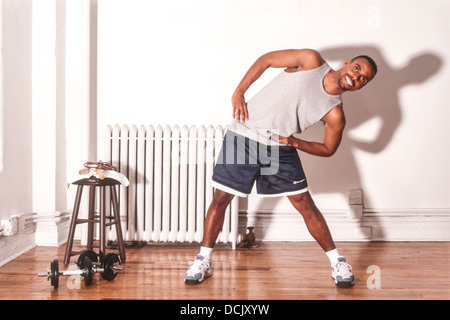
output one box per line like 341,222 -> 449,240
331,257 -> 354,288
184,255 -> 212,285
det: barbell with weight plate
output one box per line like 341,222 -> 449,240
76,250 -> 122,281
38,257 -> 94,289
38,252 -> 123,289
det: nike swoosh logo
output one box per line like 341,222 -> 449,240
293,179 -> 305,184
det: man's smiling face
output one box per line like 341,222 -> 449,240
338,58 -> 375,92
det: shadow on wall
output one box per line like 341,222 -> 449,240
298,45 -> 443,208
241,45 -> 444,240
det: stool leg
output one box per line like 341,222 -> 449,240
99,185 -> 106,262
110,185 -> 126,261
87,186 -> 96,251
64,185 -> 84,266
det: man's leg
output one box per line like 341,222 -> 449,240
287,191 -> 335,252
202,189 -> 235,248
184,189 -> 234,284
287,191 -> 354,287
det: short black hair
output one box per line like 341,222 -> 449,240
352,55 -> 378,79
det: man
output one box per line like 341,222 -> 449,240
184,48 -> 377,288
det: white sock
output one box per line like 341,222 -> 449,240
199,246 -> 213,260
325,248 -> 340,266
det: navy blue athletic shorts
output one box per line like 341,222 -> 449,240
211,130 -> 308,197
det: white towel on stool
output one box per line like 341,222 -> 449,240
67,168 -> 130,187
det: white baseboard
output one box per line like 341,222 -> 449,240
238,208 -> 450,242
0,211 -> 71,267
0,225 -> 36,267
35,218 -> 71,246
363,209 -> 450,241
1,208 -> 448,268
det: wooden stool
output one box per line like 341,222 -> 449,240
64,176 -> 126,266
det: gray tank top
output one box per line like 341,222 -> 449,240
228,62 -> 342,145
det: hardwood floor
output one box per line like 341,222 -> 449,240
0,241 -> 449,300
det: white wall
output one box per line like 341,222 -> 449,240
0,0 -> 95,220
97,0 -> 450,214
0,0 -> 448,232
0,0 -> 33,219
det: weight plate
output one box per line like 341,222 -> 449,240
101,253 -> 120,281
77,250 -> 98,269
83,257 -> 93,286
50,259 -> 59,289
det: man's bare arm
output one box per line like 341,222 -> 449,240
271,105 -> 346,157
232,49 -> 325,123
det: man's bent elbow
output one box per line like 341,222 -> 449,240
322,147 -> 338,157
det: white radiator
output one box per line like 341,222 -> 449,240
102,124 -> 239,249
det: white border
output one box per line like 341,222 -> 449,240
211,180 -> 249,198
211,180 -> 309,198
257,187 -> 309,198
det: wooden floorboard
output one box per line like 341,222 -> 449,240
0,241 -> 449,300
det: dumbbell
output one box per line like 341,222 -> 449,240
76,250 -> 123,281
38,257 -> 95,289
38,251 -> 123,289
